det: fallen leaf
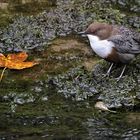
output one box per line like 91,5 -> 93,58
7,52 -> 28,62
95,101 -> 116,113
0,53 -> 6,67
0,52 -> 39,81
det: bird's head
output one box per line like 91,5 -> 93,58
79,22 -> 113,40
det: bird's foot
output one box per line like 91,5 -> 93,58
115,76 -> 122,82
102,72 -> 110,78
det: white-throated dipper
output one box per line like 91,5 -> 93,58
79,22 -> 140,81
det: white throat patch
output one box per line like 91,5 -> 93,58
87,35 -> 114,58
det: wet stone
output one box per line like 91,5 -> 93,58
0,0 -> 140,53
0,0 -> 140,139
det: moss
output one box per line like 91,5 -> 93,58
0,0 -> 140,139
8,0 -> 56,15
87,3 -> 127,25
0,10 -> 13,28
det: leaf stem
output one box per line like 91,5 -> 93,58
0,67 -> 7,82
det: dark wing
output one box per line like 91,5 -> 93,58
108,29 -> 140,54
133,31 -> 140,44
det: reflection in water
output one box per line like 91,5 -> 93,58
0,0 -> 56,14
0,0 -> 140,140
86,117 -> 140,140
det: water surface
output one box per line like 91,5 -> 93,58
0,0 -> 140,139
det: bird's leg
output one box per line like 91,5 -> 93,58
102,63 -> 114,78
106,63 -> 114,76
116,65 -> 126,82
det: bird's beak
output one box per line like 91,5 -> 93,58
77,31 -> 87,37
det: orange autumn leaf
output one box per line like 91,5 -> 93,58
0,52 -> 38,70
7,52 -> 28,62
0,53 -> 6,67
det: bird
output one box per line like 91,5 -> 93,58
79,22 -> 140,81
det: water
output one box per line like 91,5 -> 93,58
0,0 -> 56,14
0,0 -> 140,139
